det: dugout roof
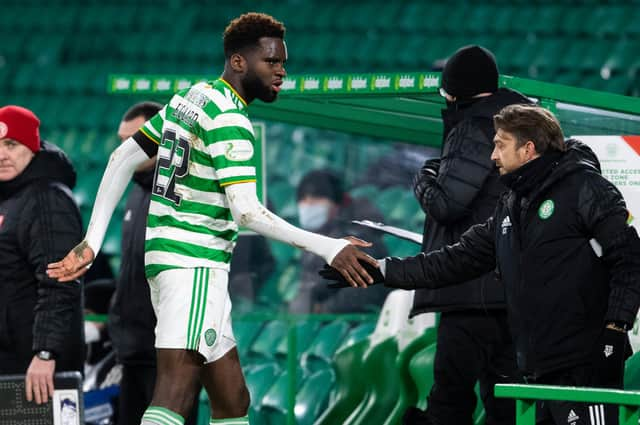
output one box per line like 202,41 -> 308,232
108,72 -> 640,147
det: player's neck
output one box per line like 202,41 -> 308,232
220,72 -> 252,104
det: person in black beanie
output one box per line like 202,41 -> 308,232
404,45 -> 532,425
321,105 -> 640,425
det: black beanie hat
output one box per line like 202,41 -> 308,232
441,45 -> 499,99
296,170 -> 343,203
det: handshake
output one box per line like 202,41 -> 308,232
319,259 -> 386,288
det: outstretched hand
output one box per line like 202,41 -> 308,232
328,236 -> 379,288
319,259 -> 385,288
46,240 -> 95,282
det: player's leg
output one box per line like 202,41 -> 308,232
140,268 -> 213,425
201,347 -> 250,421
198,268 -> 250,423
142,348 -> 202,424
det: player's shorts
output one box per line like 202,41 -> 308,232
148,267 -> 236,363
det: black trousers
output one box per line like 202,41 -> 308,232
532,365 -> 623,425
116,364 -> 199,425
425,310 -> 517,425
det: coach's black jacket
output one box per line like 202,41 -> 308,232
108,169 -> 157,366
385,140 -> 640,377
0,141 -> 84,374
411,88 -> 531,316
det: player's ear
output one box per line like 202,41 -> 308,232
229,53 -> 246,73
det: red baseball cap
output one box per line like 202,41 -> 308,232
0,105 -> 41,153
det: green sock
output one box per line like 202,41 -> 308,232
209,415 -> 250,425
141,406 -> 185,425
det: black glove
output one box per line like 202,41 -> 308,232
591,325 -> 632,387
318,260 -> 385,288
413,158 -> 440,207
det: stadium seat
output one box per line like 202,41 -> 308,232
343,336 -> 400,425
625,351 -> 640,390
259,367 -> 304,425
245,362 -> 281,425
408,343 -> 437,410
295,369 -> 336,425
313,336 -> 370,425
245,320 -> 288,366
274,320 -> 321,367
233,320 -> 264,359
302,320 -> 351,374
384,327 -> 438,425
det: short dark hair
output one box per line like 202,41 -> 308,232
223,12 -> 285,58
494,104 -> 566,153
122,101 -> 162,122
296,170 -> 343,203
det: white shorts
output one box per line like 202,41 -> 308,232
148,267 -> 236,363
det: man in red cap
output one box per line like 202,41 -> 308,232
0,105 -> 84,405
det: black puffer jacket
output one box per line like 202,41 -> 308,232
0,141 -> 84,373
108,170 -> 156,366
385,141 -> 640,377
411,88 -> 531,316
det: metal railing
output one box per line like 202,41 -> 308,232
495,384 -> 640,425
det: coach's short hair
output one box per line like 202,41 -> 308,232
223,12 -> 285,58
494,104 -> 566,153
122,101 -> 162,122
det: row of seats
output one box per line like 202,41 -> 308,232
228,291 -> 640,425
224,291 -> 446,425
2,2 -> 640,97
3,3 -> 640,37
2,36 -> 638,92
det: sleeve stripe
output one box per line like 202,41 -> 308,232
220,179 -> 257,187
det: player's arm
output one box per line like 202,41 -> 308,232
225,182 -> 378,287
46,133 -> 156,281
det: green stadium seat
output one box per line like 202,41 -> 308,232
408,343 -> 437,410
313,337 -> 370,425
244,362 -> 281,425
624,351 -> 640,390
384,327 -> 437,425
302,320 -> 351,374
530,5 -> 564,35
295,369 -> 336,425
233,321 -> 264,359
343,336 -> 399,425
274,320 -> 322,366
245,320 -> 288,366
259,367 -> 304,425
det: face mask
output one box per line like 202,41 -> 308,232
298,203 -> 331,231
84,321 -> 101,344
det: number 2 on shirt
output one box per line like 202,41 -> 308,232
153,129 -> 191,205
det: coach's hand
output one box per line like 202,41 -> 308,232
328,236 -> 380,288
592,323 -> 632,387
320,259 -> 385,289
25,356 -> 55,404
46,240 -> 95,282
